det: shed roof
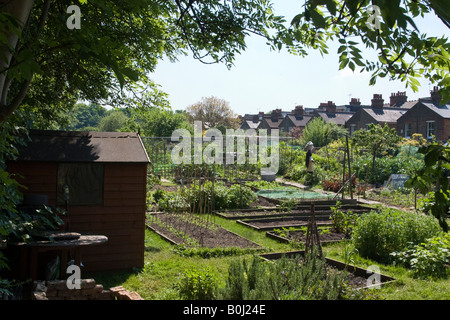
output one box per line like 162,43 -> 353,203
14,130 -> 150,163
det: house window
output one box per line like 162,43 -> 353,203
404,123 -> 411,138
426,121 -> 435,139
57,163 -> 104,206
365,123 -> 372,130
350,124 -> 356,136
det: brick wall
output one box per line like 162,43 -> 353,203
32,279 -> 143,300
396,104 -> 447,141
345,109 -> 377,131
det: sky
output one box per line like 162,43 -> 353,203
150,1 -> 449,116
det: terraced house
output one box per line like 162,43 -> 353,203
345,93 -> 413,135
396,87 -> 450,142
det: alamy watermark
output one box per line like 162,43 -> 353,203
66,5 -> 81,29
366,265 -> 382,289
66,264 -> 81,289
171,121 -> 279,175
366,5 -> 382,30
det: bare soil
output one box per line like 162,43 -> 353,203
147,213 -> 261,249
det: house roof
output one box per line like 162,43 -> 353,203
420,100 -> 450,118
261,116 -> 283,128
13,130 -> 150,163
314,111 -> 354,125
362,107 -> 407,124
241,119 -> 260,129
283,114 -> 313,127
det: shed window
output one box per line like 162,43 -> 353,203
57,163 -> 104,206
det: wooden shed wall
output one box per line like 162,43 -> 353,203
7,161 -> 147,272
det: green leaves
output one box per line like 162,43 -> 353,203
406,143 -> 450,232
283,0 -> 450,103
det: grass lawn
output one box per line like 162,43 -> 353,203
87,213 -> 450,301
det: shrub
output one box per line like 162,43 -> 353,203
175,266 -> 218,300
352,208 -> 442,263
391,233 -> 450,279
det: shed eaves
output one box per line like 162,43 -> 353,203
14,130 -> 150,163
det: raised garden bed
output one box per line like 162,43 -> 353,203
216,203 -> 370,220
266,226 -> 346,244
237,216 -> 334,231
216,200 -> 371,219
259,250 -> 396,289
146,213 -> 261,249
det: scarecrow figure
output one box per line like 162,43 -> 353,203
305,141 -> 314,173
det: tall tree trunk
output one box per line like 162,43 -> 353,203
0,0 -> 35,122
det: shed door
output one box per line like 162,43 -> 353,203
57,163 -> 104,206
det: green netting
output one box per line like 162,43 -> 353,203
256,187 -> 333,200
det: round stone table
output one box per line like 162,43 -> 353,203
8,232 -> 108,281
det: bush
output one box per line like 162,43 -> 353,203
175,266 -> 218,300
391,233 -> 450,279
352,209 -> 442,263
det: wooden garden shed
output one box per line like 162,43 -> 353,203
6,130 -> 150,273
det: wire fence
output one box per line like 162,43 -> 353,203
141,136 -> 303,182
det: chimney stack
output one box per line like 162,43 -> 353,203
349,98 -> 361,106
293,105 -> 304,118
371,94 -> 384,109
431,86 -> 442,105
326,101 -> 336,114
390,91 -> 407,107
271,109 -> 282,121
252,114 -> 259,123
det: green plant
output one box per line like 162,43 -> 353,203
279,199 -> 296,212
175,266 -> 218,300
219,251 -> 365,300
330,201 -> 358,237
352,208 -> 442,263
391,233 -> 450,279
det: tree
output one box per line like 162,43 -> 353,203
405,143 -> 450,232
299,117 -> 347,147
352,123 -> 402,179
66,103 -> 107,131
98,110 -> 129,132
186,96 -> 240,130
123,107 -> 190,137
0,0 -> 288,123
274,0 -> 450,103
